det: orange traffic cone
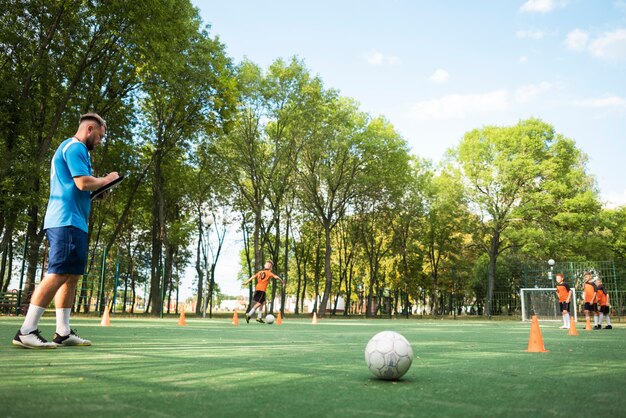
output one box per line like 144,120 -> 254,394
585,317 -> 592,331
312,312 -> 318,325
527,315 -> 548,352
178,310 -> 187,326
100,306 -> 111,327
568,317 -> 579,336
232,309 -> 239,326
276,311 -> 283,325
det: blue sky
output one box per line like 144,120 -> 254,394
188,0 -> 626,296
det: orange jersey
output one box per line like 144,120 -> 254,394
583,282 -> 597,303
252,269 -> 278,292
556,282 -> 571,302
596,286 -> 608,306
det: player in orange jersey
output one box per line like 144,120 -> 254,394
242,260 -> 285,323
555,273 -> 573,329
595,277 -> 612,330
583,271 -> 598,329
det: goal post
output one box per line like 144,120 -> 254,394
520,288 -> 578,322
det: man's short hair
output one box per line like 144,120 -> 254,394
556,273 -> 564,279
265,260 -> 274,266
79,112 -> 107,129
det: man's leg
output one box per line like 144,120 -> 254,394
21,274 -> 72,334
54,275 -> 80,336
13,274 -> 71,348
246,302 -> 262,323
52,275 -> 91,345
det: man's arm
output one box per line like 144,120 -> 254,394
74,172 -> 119,192
242,274 -> 256,287
273,275 -> 286,286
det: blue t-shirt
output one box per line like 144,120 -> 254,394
43,138 -> 92,233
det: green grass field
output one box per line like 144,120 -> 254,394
1,316 -> 625,418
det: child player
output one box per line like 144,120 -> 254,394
583,271 -> 598,329
242,260 -> 285,323
555,273 -> 573,329
595,277 -> 612,330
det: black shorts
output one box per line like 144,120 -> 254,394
600,305 -> 609,314
584,302 -> 596,312
46,226 -> 88,275
253,290 -> 266,304
559,302 -> 570,312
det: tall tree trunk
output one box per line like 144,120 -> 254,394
242,217 -> 254,311
485,230 -> 500,318
150,154 -> 164,315
269,215 -> 280,313
23,202 -> 44,305
281,214 -> 289,315
2,240 -> 13,293
344,260 -> 353,317
195,217 -> 204,315
317,222 -> 333,316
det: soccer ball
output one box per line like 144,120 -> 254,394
266,314 -> 275,324
364,331 -> 413,380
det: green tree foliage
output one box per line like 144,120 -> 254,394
451,118 -> 601,317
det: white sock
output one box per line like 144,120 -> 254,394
20,305 -> 46,334
606,315 -> 612,326
56,308 -> 71,336
564,313 -> 570,326
599,313 -> 604,325
247,308 -> 256,317
593,315 -> 599,326
258,311 -> 263,319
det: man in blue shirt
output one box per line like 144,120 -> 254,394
13,113 -> 119,349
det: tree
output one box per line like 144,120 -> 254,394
451,118 -> 599,317
297,92 -> 411,316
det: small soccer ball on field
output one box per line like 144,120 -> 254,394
266,314 -> 275,324
364,331 -> 413,380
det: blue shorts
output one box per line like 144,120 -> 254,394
46,226 -> 88,275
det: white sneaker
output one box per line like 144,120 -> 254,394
52,329 -> 92,346
559,325 -> 568,329
12,329 -> 58,349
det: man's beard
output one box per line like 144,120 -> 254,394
86,136 -> 96,151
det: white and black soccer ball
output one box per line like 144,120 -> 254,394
364,331 -> 413,380
265,314 -> 275,324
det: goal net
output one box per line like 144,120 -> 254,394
520,288 -> 578,322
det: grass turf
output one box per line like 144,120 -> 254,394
1,316 -> 625,418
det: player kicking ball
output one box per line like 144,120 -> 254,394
242,260 -> 285,323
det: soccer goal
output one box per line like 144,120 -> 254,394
520,288 -> 578,322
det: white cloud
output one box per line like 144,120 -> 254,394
566,28 -> 626,60
408,89 -> 508,121
516,29 -> 545,40
565,29 -> 589,51
520,0 -> 566,13
364,50 -> 400,66
572,95 -> 626,107
589,29 -> 626,60
602,189 -> 626,209
515,82 -> 553,103
428,69 -> 449,83
519,55 -> 529,63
